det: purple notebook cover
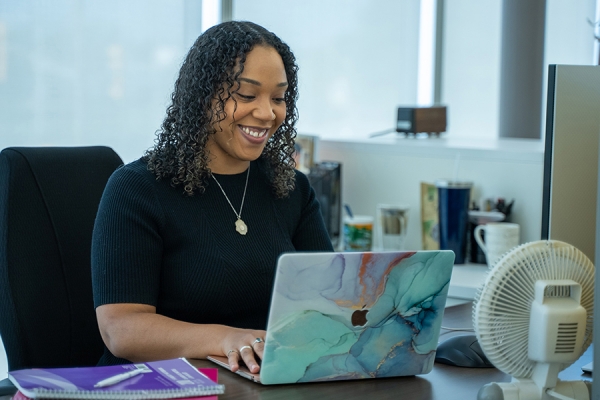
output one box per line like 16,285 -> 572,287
9,358 -> 224,399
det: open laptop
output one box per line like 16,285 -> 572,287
208,250 -> 455,384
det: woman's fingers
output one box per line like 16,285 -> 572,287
239,345 -> 260,373
226,348 -> 241,372
223,329 -> 267,373
251,336 -> 265,358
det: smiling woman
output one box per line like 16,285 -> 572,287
207,46 -> 289,174
144,21 -> 300,199
91,21 -> 333,374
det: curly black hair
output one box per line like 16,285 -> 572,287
143,21 -> 299,198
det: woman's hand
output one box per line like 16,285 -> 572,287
221,328 -> 267,374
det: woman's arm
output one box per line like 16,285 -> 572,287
96,303 -> 265,373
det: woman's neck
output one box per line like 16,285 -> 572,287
208,159 -> 251,175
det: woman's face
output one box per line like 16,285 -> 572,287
206,45 -> 288,174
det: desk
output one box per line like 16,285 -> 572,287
190,303 -> 511,400
2,303 -> 591,400
188,303 -> 591,400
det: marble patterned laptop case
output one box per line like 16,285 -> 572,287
259,250 -> 455,385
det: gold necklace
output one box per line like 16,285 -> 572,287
211,165 -> 250,235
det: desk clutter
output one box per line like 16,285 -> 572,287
420,181 -> 517,265
8,358 -> 223,399
341,204 -> 410,252
295,134 -> 343,249
307,161 -> 342,248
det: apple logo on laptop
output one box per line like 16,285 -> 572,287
351,306 -> 368,326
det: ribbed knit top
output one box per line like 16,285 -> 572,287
91,158 -> 333,365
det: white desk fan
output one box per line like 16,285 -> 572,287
473,240 -> 594,400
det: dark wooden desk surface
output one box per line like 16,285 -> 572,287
189,303 -> 512,400
3,302 -> 591,400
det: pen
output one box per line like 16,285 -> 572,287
93,368 -> 148,388
344,204 -> 354,219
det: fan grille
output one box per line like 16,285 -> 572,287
555,322 -> 578,353
473,240 -> 594,379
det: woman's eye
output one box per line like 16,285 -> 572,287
273,97 -> 286,104
236,93 -> 254,100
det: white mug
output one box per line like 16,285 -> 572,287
474,222 -> 520,267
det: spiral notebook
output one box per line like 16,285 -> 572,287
8,358 -> 224,399
209,250 -> 455,384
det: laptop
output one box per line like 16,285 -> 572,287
208,250 -> 455,384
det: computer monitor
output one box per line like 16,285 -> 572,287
593,96 -> 600,400
543,67 -> 600,399
541,64 -> 600,265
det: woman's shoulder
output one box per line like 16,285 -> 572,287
114,158 -> 150,174
108,158 -> 154,183
270,169 -> 313,210
292,168 -> 311,194
103,158 -> 162,197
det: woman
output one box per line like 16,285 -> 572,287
91,21 -> 333,374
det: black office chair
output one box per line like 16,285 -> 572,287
0,146 -> 123,395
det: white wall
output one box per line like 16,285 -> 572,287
318,137 -> 545,252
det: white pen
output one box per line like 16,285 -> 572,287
93,367 -> 148,388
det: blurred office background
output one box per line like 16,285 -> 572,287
1,0 -> 599,377
1,0 -> 598,163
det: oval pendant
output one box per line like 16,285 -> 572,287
235,219 -> 248,235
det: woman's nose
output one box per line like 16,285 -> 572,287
253,99 -> 276,121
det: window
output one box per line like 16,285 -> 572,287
0,0 -> 597,161
0,0 -> 202,163
233,0 -> 420,139
234,0 -> 597,141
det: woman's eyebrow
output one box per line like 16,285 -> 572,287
239,77 -> 288,87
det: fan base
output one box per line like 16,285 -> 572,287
478,379 -> 591,400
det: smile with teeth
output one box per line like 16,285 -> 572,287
240,125 -> 269,138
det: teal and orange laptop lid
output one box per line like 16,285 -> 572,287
208,250 -> 455,384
